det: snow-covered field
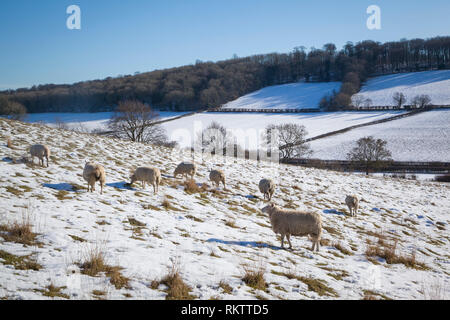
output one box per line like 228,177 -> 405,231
353,70 -> 450,106
310,109 -> 450,162
25,112 -> 188,132
0,118 -> 449,300
223,82 -> 341,110
161,111 -> 405,149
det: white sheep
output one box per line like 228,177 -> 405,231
209,169 -> 225,188
174,162 -> 196,179
261,203 -> 322,252
83,162 -> 106,194
259,178 -> 276,201
345,195 -> 359,217
29,144 -> 50,167
130,167 -> 161,194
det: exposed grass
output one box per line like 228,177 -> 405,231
362,290 -> 391,300
142,204 -> 162,211
332,241 -> 354,256
183,179 -> 200,194
219,281 -> 233,294
6,186 -> 23,197
37,284 -> 70,299
7,138 -> 13,149
157,262 -> 196,300
0,214 -> 39,246
271,269 -> 337,297
92,290 -> 106,297
127,217 -> 146,227
298,276 -> 338,297
185,215 -> 204,223
365,239 -> 429,270
323,225 -> 340,236
241,264 -> 267,291
225,220 -> 239,229
0,250 -> 42,271
55,190 -> 72,200
77,245 -> 131,289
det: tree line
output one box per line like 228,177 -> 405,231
2,36 -> 450,113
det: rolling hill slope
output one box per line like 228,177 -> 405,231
353,70 -> 450,107
0,118 -> 449,300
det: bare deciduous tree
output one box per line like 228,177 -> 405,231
393,92 -> 406,108
265,123 -> 312,160
347,136 -> 392,175
108,100 -> 170,145
196,121 -> 237,156
411,95 -> 432,109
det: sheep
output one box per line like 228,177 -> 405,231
259,178 -> 276,201
130,167 -> 161,194
209,169 -> 225,188
261,203 -> 322,252
29,144 -> 50,167
345,195 -> 359,217
174,162 -> 196,180
83,162 -> 106,194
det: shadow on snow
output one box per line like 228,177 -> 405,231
207,238 -> 281,251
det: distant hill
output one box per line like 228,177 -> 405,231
2,36 -> 450,113
223,82 -> 341,110
353,70 -> 450,107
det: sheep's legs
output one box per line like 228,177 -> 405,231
286,235 -> 293,249
280,234 -> 285,249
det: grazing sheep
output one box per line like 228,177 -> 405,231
261,203 -> 322,252
259,179 -> 276,201
345,195 -> 359,217
83,162 -> 106,194
209,169 -> 226,188
29,144 -> 50,167
174,162 -> 196,179
130,167 -> 161,194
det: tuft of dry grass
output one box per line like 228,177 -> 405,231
161,196 -> 180,211
0,213 -> 39,246
225,220 -> 239,229
365,239 -> 428,270
183,179 -> 200,194
219,281 -> 233,294
127,217 -> 145,227
156,262 -> 196,300
332,241 -> 354,256
6,138 -> 13,149
37,284 -> 70,299
77,245 -> 130,289
241,264 -> 267,291
0,250 -> 42,271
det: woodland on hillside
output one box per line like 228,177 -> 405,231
2,36 -> 450,113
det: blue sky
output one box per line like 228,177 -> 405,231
1,0 -> 449,90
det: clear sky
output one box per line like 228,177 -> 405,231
1,0 -> 449,90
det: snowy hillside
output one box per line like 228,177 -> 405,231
223,82 -> 341,110
0,118 -> 449,300
310,109 -> 450,162
353,70 -> 450,106
25,112 -> 187,133
161,111 -> 405,149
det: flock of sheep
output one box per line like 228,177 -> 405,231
28,143 -> 360,252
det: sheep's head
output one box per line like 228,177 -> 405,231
130,173 -> 137,185
261,203 -> 276,218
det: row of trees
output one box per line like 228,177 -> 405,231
91,100 -> 393,173
2,36 -> 450,113
0,96 -> 27,120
